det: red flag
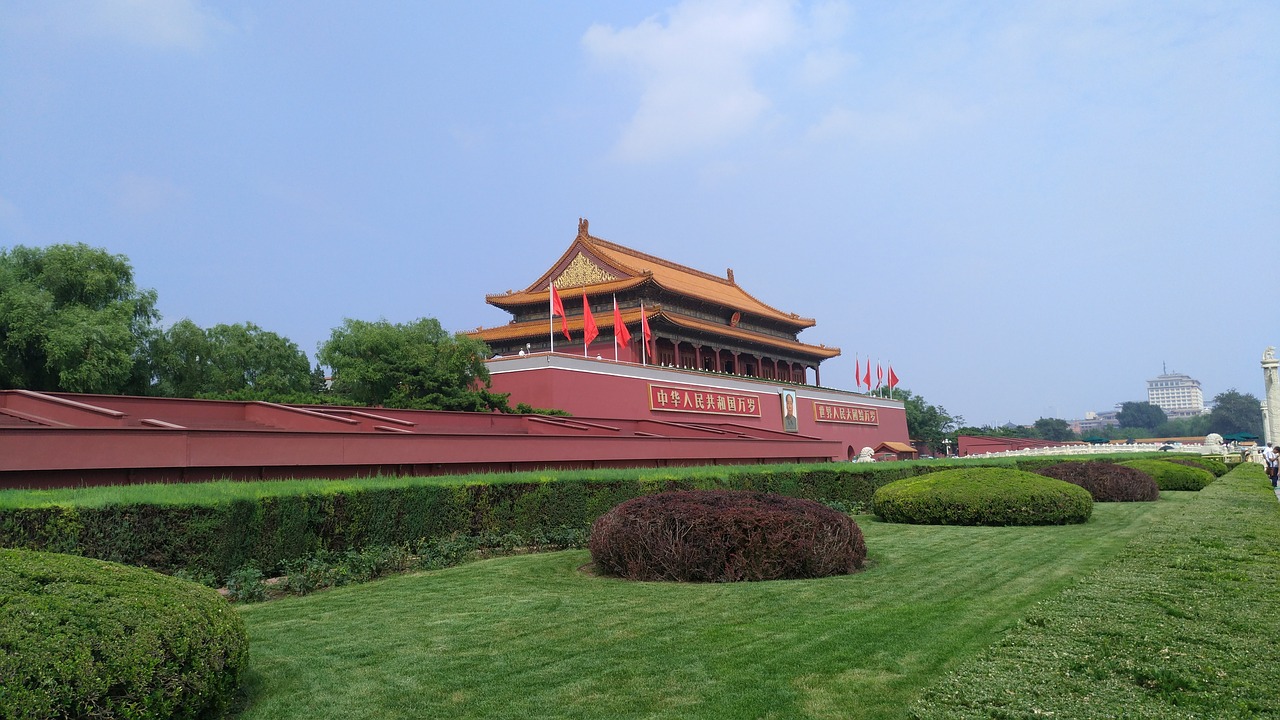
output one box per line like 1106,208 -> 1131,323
888,364 -> 899,390
854,354 -> 861,389
876,362 -> 884,390
613,297 -> 631,349
582,292 -> 598,349
640,303 -> 653,360
550,284 -> 570,340
862,357 -> 871,390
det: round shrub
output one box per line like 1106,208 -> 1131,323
1033,461 -> 1159,502
1164,456 -> 1228,477
589,490 -> 865,582
0,549 -> 248,720
1118,459 -> 1214,491
872,468 -> 1092,526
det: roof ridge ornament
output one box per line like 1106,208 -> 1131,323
726,268 -> 734,282
578,217 -> 589,238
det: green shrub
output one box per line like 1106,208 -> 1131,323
590,490 -> 866,582
1163,456 -> 1228,477
224,564 -> 267,603
872,468 -> 1093,526
1118,459 -> 1215,491
1033,461 -> 1160,502
0,548 -> 247,720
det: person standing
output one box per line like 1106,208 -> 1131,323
1265,445 -> 1279,489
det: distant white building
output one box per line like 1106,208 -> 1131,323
1147,371 -> 1206,419
1074,409 -> 1121,434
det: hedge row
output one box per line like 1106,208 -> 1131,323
0,464 -> 929,579
1118,459 -> 1216,491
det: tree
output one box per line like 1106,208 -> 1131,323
317,317 -> 509,412
1116,401 -> 1167,431
1155,414 -> 1211,438
0,243 -> 158,394
877,387 -> 962,454
1208,389 -> 1263,438
1033,417 -> 1076,442
149,320 -> 313,399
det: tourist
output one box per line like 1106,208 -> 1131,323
1265,445 -> 1279,489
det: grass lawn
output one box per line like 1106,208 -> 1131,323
236,499 -> 1171,720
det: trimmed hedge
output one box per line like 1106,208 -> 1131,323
872,468 -> 1093,526
1032,461 -> 1160,502
1118,459 -> 1215,491
1163,456 -> 1229,477
589,490 -> 865,582
0,548 -> 247,719
0,464 -> 930,581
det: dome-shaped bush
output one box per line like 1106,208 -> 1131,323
589,490 -> 865,582
872,468 -> 1092,526
1033,461 -> 1160,502
1118,459 -> 1214,490
0,549 -> 248,720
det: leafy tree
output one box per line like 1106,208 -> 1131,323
0,243 -> 158,393
876,387 -> 962,454
1033,417 -> 1076,442
149,320 -> 313,399
318,317 -> 509,412
1116,401 -> 1167,431
1155,414 -> 1211,438
1207,389 -> 1264,438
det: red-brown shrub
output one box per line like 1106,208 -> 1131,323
588,490 -> 865,582
1033,461 -> 1160,502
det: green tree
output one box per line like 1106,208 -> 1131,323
1155,414 -> 1211,438
318,317 -> 509,411
877,387 -> 962,454
1033,417 -> 1076,442
149,320 -> 313,399
1207,389 -> 1264,438
1116,401 -> 1167,431
0,243 -> 158,393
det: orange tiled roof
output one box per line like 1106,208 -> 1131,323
470,309 -> 838,360
486,232 -> 815,329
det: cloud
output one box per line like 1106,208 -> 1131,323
39,0 -> 229,51
583,0 -> 800,162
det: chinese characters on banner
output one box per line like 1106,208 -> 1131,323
649,384 -> 762,417
812,402 -> 879,425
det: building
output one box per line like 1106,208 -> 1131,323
470,220 -> 909,462
1146,371 -> 1205,419
471,218 -> 839,386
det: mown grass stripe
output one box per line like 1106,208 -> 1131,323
912,463 -> 1280,719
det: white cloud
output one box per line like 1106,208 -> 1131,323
583,0 -> 799,162
42,0 -> 228,52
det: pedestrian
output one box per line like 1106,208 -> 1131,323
1265,445 -> 1280,489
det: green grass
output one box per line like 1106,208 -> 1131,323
912,463 -> 1280,719
235,498 -> 1171,720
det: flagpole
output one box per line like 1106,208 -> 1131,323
612,295 -> 618,362
640,303 -> 647,365
548,286 -> 554,354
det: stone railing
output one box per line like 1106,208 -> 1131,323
954,443 -> 1220,460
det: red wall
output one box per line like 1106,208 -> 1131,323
486,355 -> 908,462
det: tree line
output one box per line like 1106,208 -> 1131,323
874,387 -> 1265,455
0,243 -> 515,411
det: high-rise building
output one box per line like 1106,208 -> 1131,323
1147,371 -> 1205,419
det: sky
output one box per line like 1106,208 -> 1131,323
1,0 -> 1277,427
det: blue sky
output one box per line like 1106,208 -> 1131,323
1,1 -> 1276,426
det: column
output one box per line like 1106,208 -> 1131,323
1264,347 -> 1279,447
